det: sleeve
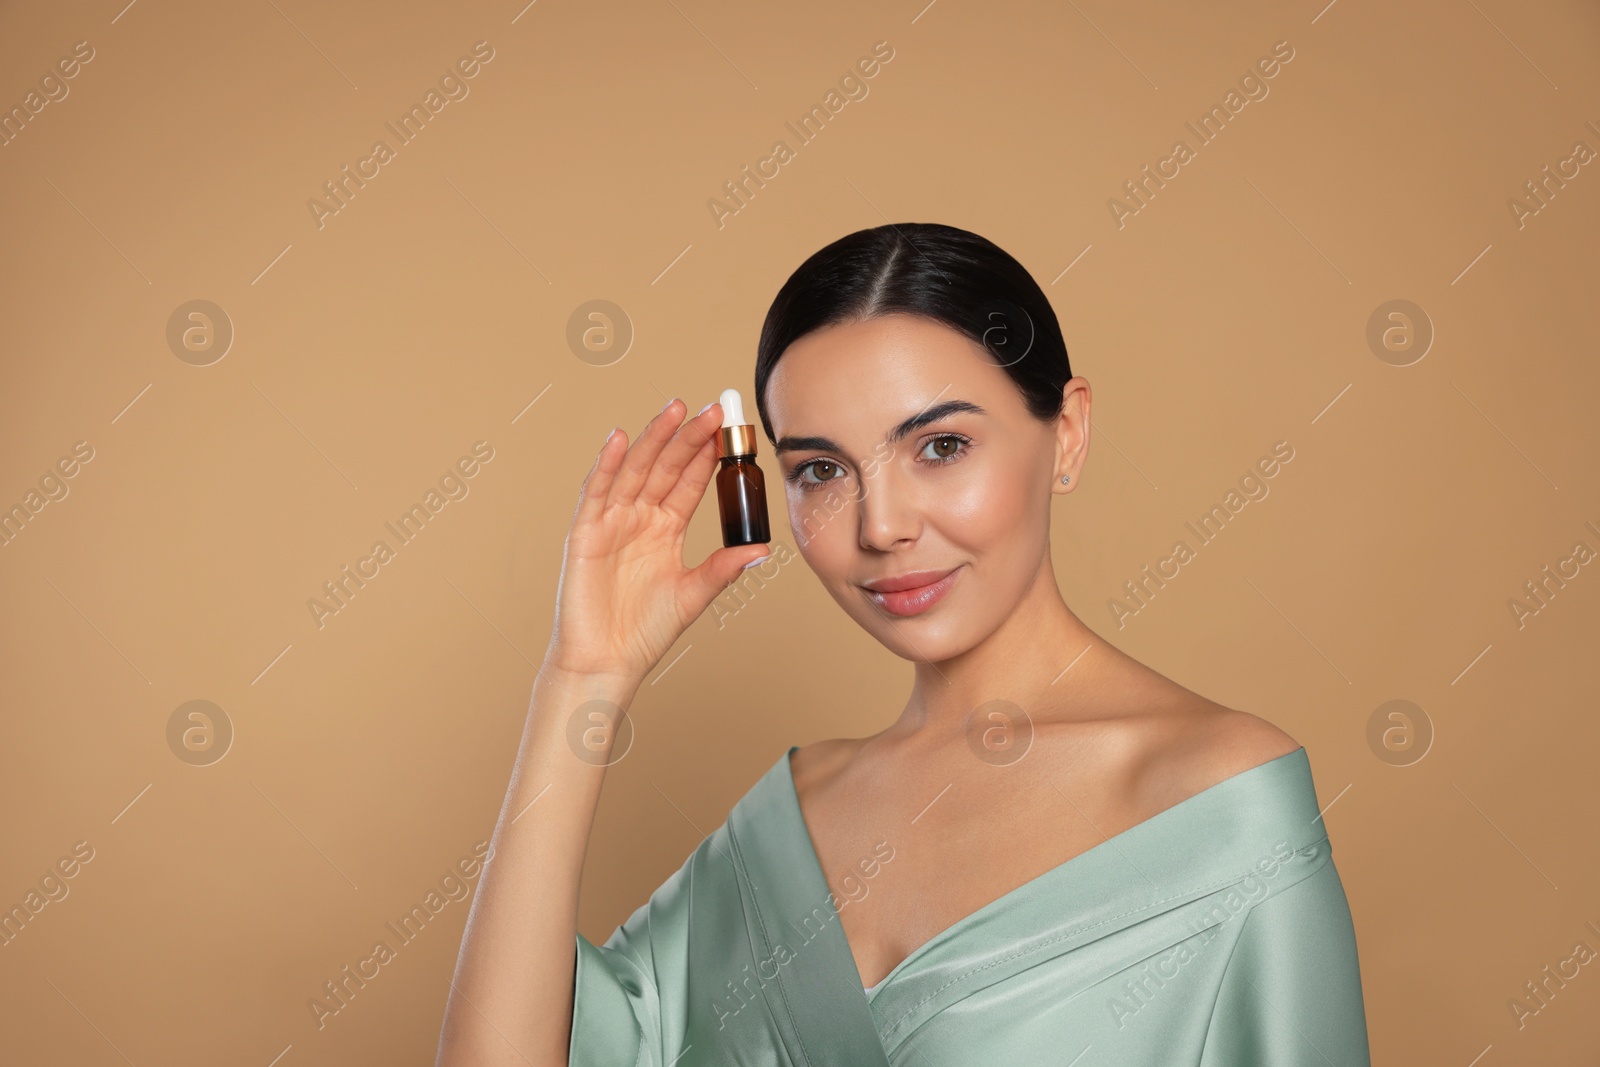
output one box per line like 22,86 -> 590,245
569,920 -> 661,1067
1198,857 -> 1372,1067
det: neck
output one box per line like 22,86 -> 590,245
896,552 -> 1115,740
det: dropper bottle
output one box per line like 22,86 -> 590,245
715,388 -> 771,548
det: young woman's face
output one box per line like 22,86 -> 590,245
764,312 -> 1068,663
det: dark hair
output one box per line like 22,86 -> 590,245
753,222 -> 1072,443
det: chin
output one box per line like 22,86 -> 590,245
881,628 -> 980,664
851,605 -> 983,663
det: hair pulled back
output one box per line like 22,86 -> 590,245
753,222 -> 1072,442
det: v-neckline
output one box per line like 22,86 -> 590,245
780,742 -> 1307,995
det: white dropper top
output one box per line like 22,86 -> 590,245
720,388 -> 748,427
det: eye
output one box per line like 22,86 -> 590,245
919,433 -> 971,465
791,458 -> 847,490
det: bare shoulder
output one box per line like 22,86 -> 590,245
1198,706 -> 1302,772
1131,701 -> 1302,809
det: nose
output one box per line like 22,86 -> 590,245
857,464 -> 920,552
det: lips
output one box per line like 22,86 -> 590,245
860,566 -> 962,617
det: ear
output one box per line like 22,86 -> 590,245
1051,377 -> 1090,495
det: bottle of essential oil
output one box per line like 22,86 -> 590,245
715,388 -> 770,548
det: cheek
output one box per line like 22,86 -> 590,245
933,460 -> 1037,550
786,488 -> 856,566
788,494 -> 884,623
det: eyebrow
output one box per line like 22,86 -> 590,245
773,399 -> 988,457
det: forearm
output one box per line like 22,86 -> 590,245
436,663 -> 641,1067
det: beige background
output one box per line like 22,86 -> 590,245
2,0 -> 1598,1063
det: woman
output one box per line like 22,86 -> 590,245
436,223 -> 1372,1066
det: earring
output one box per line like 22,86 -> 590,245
1060,476 -> 1070,484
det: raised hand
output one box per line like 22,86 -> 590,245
544,397 -> 772,681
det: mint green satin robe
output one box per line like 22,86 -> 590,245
570,745 -> 1370,1065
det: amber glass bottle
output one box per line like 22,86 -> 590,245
715,388 -> 770,548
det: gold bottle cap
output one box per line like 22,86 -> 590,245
719,423 -> 756,458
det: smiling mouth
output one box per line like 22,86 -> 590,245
859,566 -> 963,617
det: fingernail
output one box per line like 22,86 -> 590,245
604,426 -> 617,443
698,401 -> 715,416
663,397 -> 680,413
742,554 -> 771,570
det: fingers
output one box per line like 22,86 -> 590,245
684,542 -> 773,612
607,398 -> 685,509
574,426 -> 627,528
659,424 -> 721,523
656,404 -> 726,521
639,403 -> 721,508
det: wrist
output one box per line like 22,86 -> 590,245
535,656 -> 643,694
529,662 -> 641,759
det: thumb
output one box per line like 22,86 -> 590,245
686,542 -> 774,607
